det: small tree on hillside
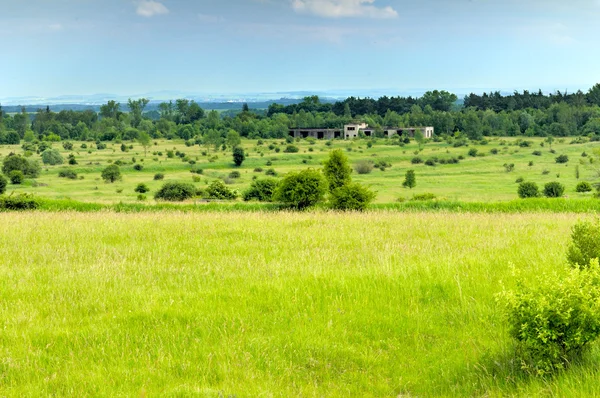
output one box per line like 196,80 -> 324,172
274,168 -> 327,210
232,146 -> 245,167
101,164 -> 122,183
137,131 -> 152,157
414,130 -> 425,150
323,149 -> 352,193
403,170 -> 416,189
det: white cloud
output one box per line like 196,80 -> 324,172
291,0 -> 398,19
135,1 -> 169,18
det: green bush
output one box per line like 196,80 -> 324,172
0,193 -> 40,210
41,148 -> 64,165
206,180 -> 238,200
9,170 -> 24,185
411,193 -> 436,201
101,165 -> 122,183
242,178 -> 279,202
284,145 -> 299,153
134,183 -> 150,194
133,164 -> 143,171
154,182 -> 196,201
0,175 -> 6,195
532,150 -> 542,156
274,168 -> 327,210
58,169 -> 78,180
576,181 -> 593,193
329,183 -> 376,211
153,173 -> 165,180
354,160 -> 374,174
468,148 -> 478,157
2,154 -> 40,178
411,156 -> 423,164
517,181 -> 540,198
567,219 -> 600,268
232,146 -> 245,166
323,149 -> 352,192
543,181 -> 565,198
555,154 -> 569,164
228,171 -> 241,179
498,261 -> 600,375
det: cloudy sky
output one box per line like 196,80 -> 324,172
1,0 -> 599,98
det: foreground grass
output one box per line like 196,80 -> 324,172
2,212 -> 600,396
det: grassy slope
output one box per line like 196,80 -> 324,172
2,211 -> 600,396
0,136 -> 597,204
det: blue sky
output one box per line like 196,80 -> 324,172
1,0 -> 599,98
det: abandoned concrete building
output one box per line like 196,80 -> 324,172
288,124 -> 434,140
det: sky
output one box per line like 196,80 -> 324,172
1,0 -> 599,99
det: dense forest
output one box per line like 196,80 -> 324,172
0,84 -> 599,145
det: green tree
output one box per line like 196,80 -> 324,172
329,183 -> 376,211
101,165 -> 122,183
9,170 -> 24,185
137,131 -> 152,157
403,170 -> 416,189
226,130 -> 241,148
0,174 -> 7,194
100,100 -> 120,119
2,154 -> 40,178
274,168 -> 327,210
232,146 -> 245,167
155,182 -> 196,201
323,149 -> 352,193
414,130 -> 425,150
41,148 -> 64,165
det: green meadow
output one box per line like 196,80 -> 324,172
2,211 -> 600,397
0,136 -> 597,204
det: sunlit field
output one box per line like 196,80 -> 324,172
2,211 -> 600,396
1,136 -> 598,204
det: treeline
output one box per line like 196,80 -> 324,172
0,84 -> 599,144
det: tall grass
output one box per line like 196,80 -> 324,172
2,212 -> 600,396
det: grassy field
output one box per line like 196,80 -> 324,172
1,136 -> 598,204
2,211 -> 600,396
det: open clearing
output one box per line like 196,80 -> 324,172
2,211 -> 600,396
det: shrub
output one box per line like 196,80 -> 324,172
154,173 -> 165,180
543,181 -> 565,198
253,167 -> 263,173
137,194 -> 147,201
274,168 -> 327,210
242,178 -> 279,202
490,148 -> 499,155
503,163 -> 515,172
133,164 -> 143,171
232,146 -> 245,166
411,156 -> 423,164
134,183 -> 150,194
154,182 -> 196,201
411,193 -> 436,201
532,150 -> 542,156
0,175 -> 6,195
101,165 -> 122,183
424,159 -> 436,167
265,168 -> 277,176
58,169 -> 78,180
354,160 -> 374,174
284,145 -> 299,153
62,142 -> 73,150
0,193 -> 40,210
468,148 -> 478,157
206,180 -> 237,200
402,170 -> 416,189
329,183 -> 376,211
323,149 -> 352,193
517,181 -> 540,198
2,154 -> 40,178
9,170 -> 24,185
555,154 -> 569,164
498,261 -> 600,375
576,181 -> 593,193
567,219 -> 600,268
228,171 -> 241,179
515,177 -> 524,184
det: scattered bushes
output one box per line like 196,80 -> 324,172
576,181 -> 593,193
242,178 -> 279,202
329,183 -> 376,211
2,154 -> 40,178
274,168 -> 327,210
517,181 -> 540,198
206,180 -> 238,200
58,169 -> 77,179
154,182 -> 196,201
354,160 -> 374,174
543,181 -> 565,198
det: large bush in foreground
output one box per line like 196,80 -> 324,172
274,168 -> 327,210
2,154 -> 40,178
567,219 -> 600,269
499,261 -> 600,375
0,193 -> 40,210
517,181 -> 539,198
206,180 -> 238,200
543,181 -> 565,198
329,183 -> 376,211
242,178 -> 279,202
154,182 -> 196,201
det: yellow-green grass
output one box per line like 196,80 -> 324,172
0,137 -> 597,204
2,211 -> 600,396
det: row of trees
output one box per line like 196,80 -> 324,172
1,84 -> 599,145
